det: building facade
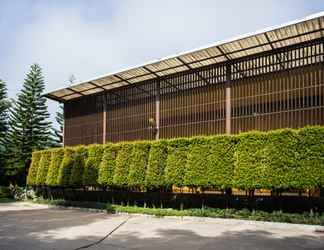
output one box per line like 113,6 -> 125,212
46,13 -> 324,146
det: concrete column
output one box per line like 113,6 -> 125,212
225,64 -> 231,134
102,95 -> 107,144
155,81 -> 160,140
225,87 -> 231,134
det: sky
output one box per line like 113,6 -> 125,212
0,0 -> 323,127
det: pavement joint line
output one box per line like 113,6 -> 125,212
72,215 -> 132,250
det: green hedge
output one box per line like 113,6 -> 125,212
113,143 -> 133,187
165,138 -> 189,188
98,144 -> 118,186
36,150 -> 52,185
146,140 -> 168,189
57,148 -> 75,186
83,144 -> 103,186
70,146 -> 88,187
46,148 -> 64,186
27,126 -> 324,190
128,142 -> 151,188
27,151 -> 42,186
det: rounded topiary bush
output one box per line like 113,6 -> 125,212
145,140 -> 168,189
57,148 -> 75,187
27,151 -> 42,186
36,150 -> 52,186
83,144 -> 104,186
46,148 -> 64,186
128,141 -> 151,188
70,146 -> 88,187
113,143 -> 134,187
98,144 -> 119,186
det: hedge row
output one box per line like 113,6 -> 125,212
27,126 -> 324,190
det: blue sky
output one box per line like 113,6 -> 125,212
0,1 -> 323,125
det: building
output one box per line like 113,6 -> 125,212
46,13 -> 324,146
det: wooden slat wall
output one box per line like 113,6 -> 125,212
64,95 -> 103,146
63,39 -> 324,145
106,97 -> 156,142
231,64 -> 324,133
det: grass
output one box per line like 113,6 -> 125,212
0,198 -> 15,203
32,199 -> 324,226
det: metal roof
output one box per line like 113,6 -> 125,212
46,12 -> 324,102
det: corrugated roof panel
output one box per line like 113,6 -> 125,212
103,81 -> 128,90
94,75 -> 120,86
82,88 -> 104,95
51,88 -> 74,97
127,73 -> 156,83
45,12 -> 324,102
70,82 -> 96,92
63,93 -> 82,100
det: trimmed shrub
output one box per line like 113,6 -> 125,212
233,131 -> 270,190
70,146 -> 88,187
207,135 -> 236,189
262,129 -> 300,190
26,126 -> 324,191
57,148 -> 75,186
184,135 -> 235,189
98,144 -> 118,186
296,126 -> 324,188
46,148 -> 64,186
184,138 -> 210,188
165,138 -> 189,188
27,151 -> 42,186
83,144 -> 104,186
36,150 -> 52,186
146,140 -> 168,189
128,141 -> 151,188
113,143 -> 134,187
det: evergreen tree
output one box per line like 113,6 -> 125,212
6,64 -> 52,184
53,104 -> 64,146
0,79 -> 10,184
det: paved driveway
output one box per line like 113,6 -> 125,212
0,202 -> 323,250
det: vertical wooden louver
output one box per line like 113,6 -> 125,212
63,39 -> 324,146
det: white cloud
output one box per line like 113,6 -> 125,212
0,0 -> 313,125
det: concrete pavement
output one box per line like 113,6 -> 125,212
0,202 -> 323,250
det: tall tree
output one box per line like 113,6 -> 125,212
0,79 -> 10,184
53,104 -> 64,147
6,64 -> 52,184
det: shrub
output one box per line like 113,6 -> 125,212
26,126 -> 324,191
57,148 -> 75,186
296,126 -> 324,188
146,140 -> 168,189
113,143 -> 134,187
70,146 -> 88,187
206,135 -> 236,189
233,131 -> 270,190
27,151 -> 42,186
83,144 -> 104,186
128,141 -> 151,188
165,138 -> 189,188
98,144 -> 118,186
46,148 -> 64,186
184,138 -> 210,188
36,150 -> 52,186
262,129 -> 300,189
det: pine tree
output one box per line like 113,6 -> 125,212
53,104 -> 64,146
0,79 -> 10,184
6,64 -> 52,184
